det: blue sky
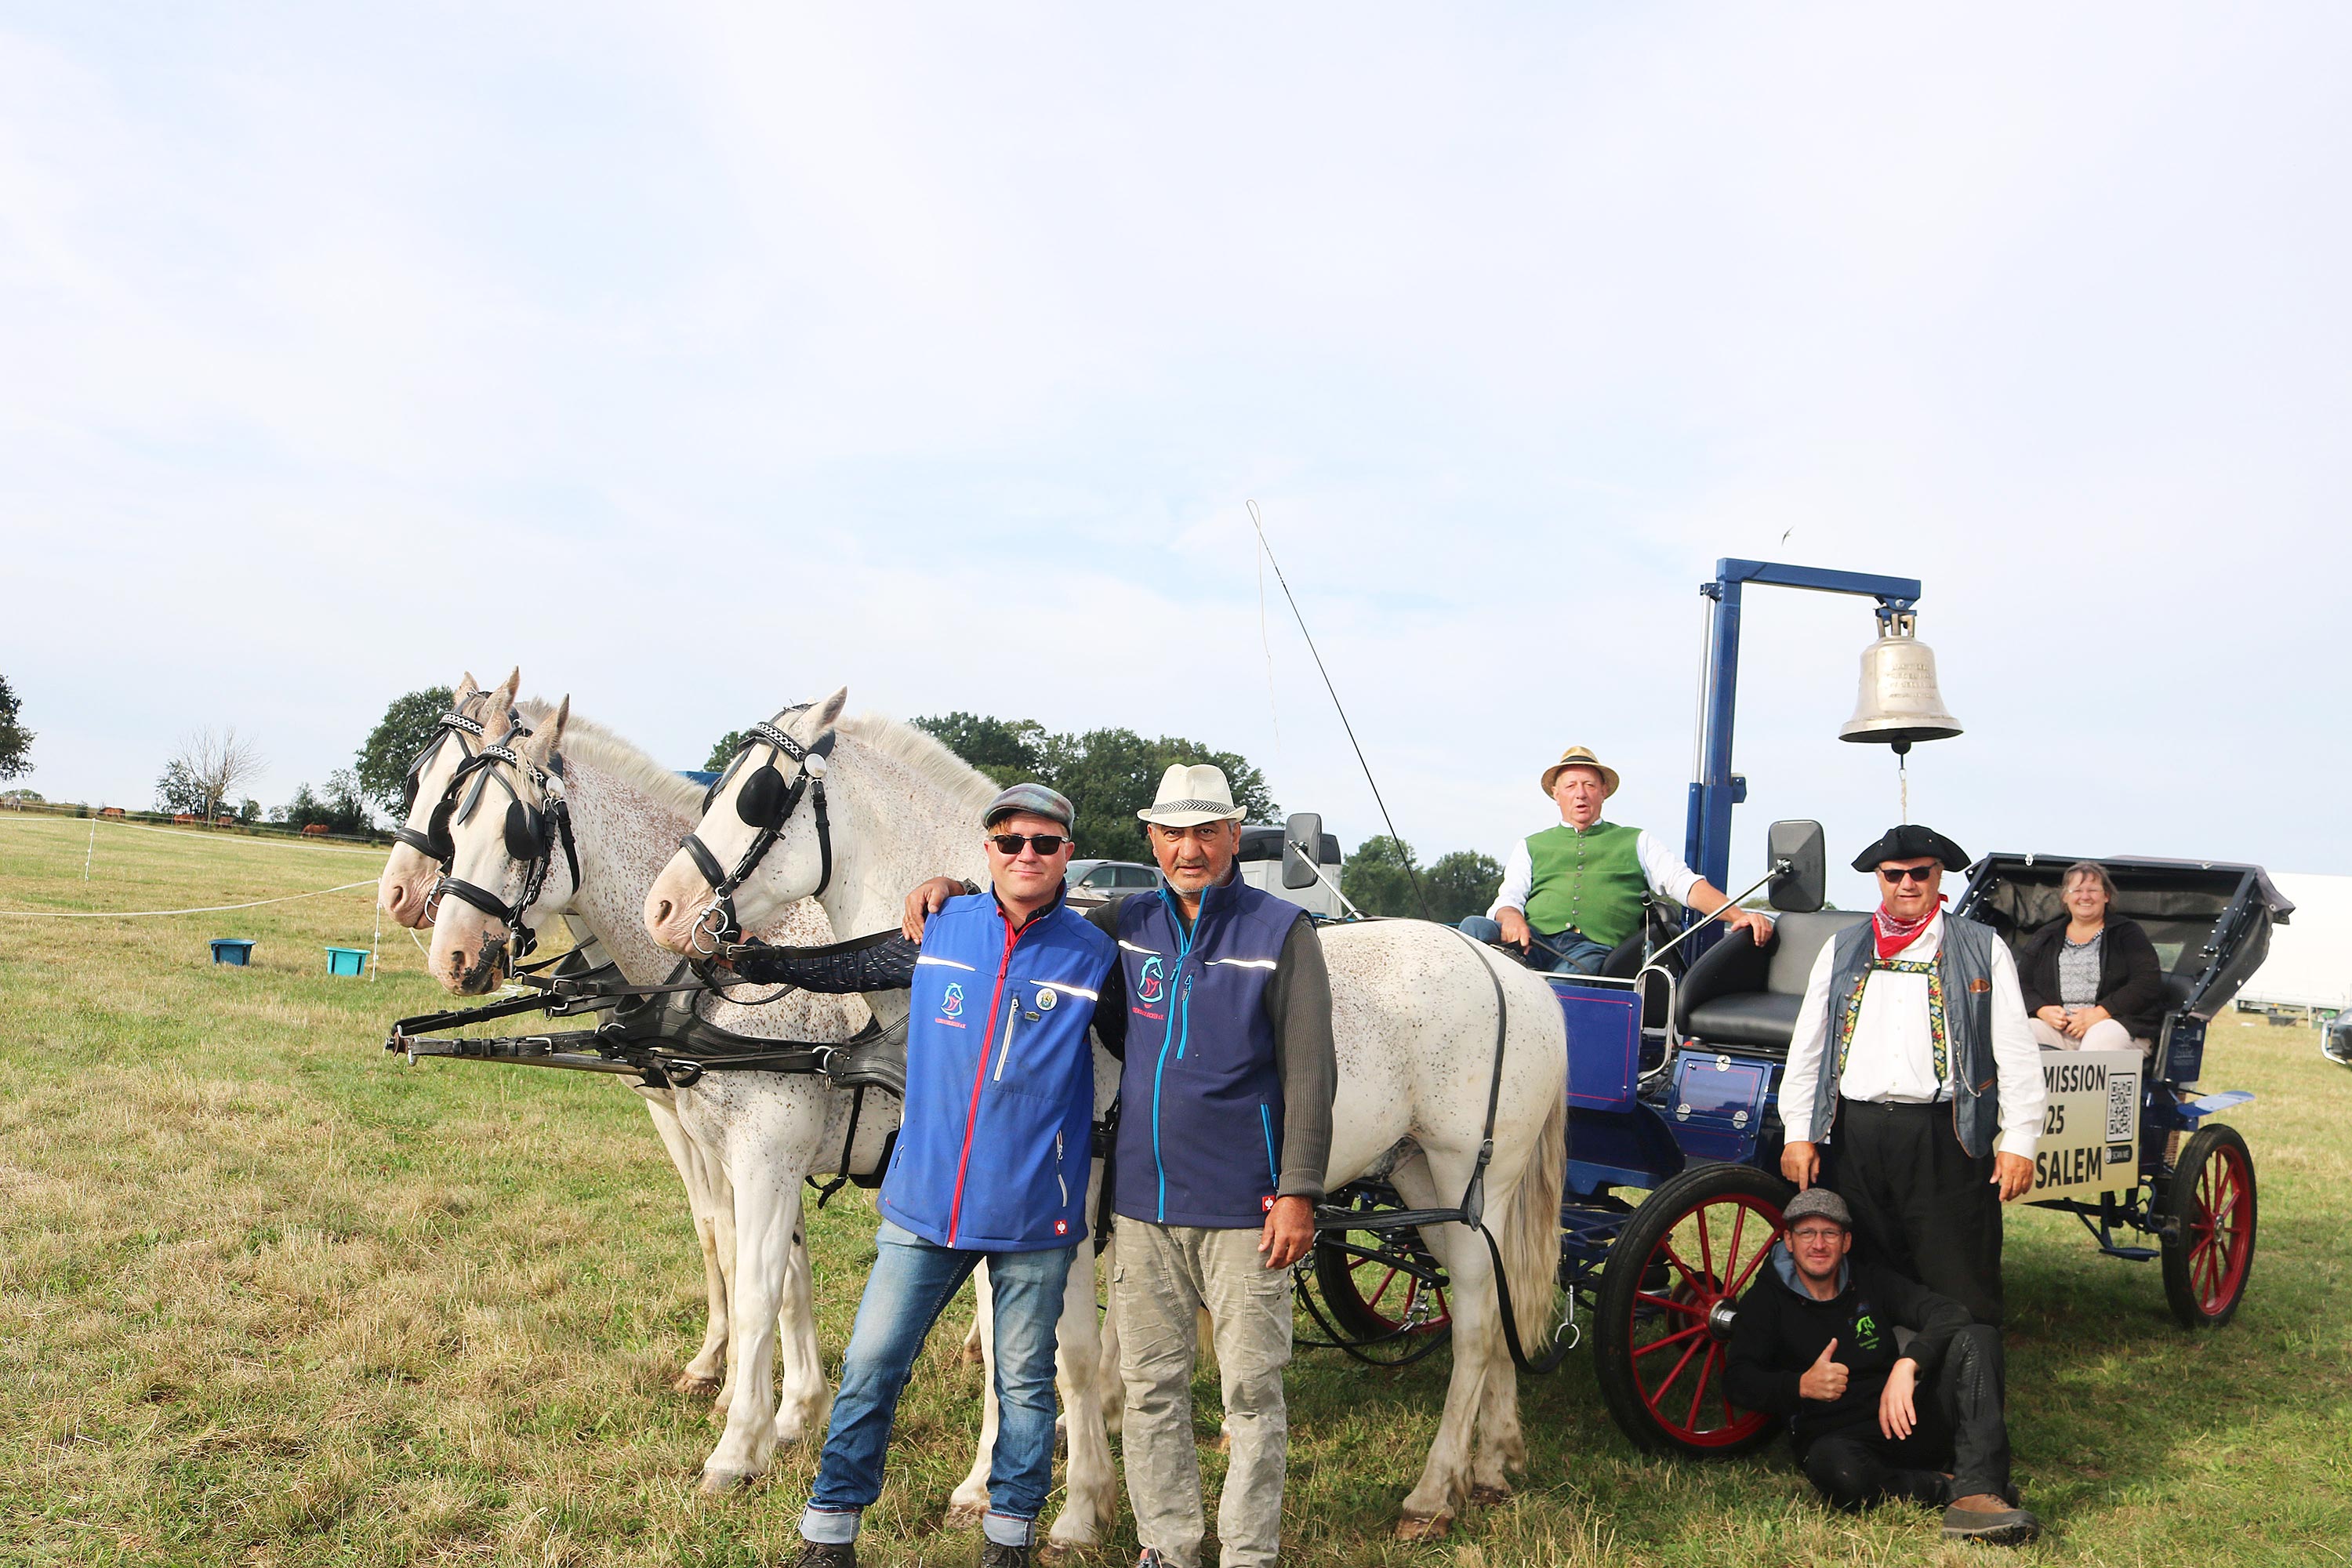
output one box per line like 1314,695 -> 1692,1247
4,5 -> 2347,907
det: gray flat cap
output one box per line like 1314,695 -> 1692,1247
1782,1188 -> 1853,1229
984,782 -> 1074,829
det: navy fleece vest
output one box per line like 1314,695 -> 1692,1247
883,892 -> 1116,1251
1113,877 -> 1304,1229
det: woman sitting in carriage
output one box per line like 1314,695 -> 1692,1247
2016,859 -> 2165,1054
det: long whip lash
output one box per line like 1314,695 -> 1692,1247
1246,501 -> 1433,921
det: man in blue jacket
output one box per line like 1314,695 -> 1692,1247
735,782 -> 1116,1568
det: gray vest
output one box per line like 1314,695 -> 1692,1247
1811,913 -> 2002,1159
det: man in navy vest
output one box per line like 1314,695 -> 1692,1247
1777,825 -> 2044,1326
902,764 -> 1337,1568
737,782 -> 1116,1568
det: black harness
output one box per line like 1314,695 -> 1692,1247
679,711 -> 837,953
426,739 -> 581,963
391,694 -> 515,865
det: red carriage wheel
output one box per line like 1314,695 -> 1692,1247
1592,1162 -> 1790,1456
1310,1228 -> 1453,1364
2161,1123 -> 2258,1328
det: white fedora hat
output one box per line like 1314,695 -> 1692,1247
1137,763 -> 1247,827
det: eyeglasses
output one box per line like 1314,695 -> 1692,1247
1788,1225 -> 1845,1244
1876,864 -> 1939,884
988,833 -> 1068,857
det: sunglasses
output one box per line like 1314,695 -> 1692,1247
1876,864 -> 1940,884
989,833 -> 1069,857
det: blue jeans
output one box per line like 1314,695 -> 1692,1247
1458,915 -> 1613,975
802,1220 -> 1076,1548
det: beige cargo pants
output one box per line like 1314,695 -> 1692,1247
1113,1218 -> 1293,1568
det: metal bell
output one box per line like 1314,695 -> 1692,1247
1838,614 -> 1962,749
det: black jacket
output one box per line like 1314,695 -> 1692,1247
2016,916 -> 2166,1040
1726,1247 -> 1972,1445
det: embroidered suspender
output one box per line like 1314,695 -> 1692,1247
1832,956 -> 1948,1092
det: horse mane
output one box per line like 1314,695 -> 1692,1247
837,710 -> 999,814
515,697 -> 705,815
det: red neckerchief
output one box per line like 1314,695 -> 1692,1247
1871,900 -> 1944,961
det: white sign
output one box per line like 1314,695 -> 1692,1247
2030,1046 -> 2141,1200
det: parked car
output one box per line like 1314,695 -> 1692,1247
2324,1011 -> 2352,1069
1065,858 -> 1162,909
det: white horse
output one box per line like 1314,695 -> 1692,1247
642,691 -> 1127,1545
420,696 -> 876,1490
644,694 -> 1570,1537
376,670 -> 739,1400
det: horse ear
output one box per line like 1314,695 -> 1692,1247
527,696 -> 570,764
491,667 -> 521,712
808,686 -> 848,735
456,671 -> 481,700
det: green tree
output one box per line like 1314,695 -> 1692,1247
1425,849 -> 1504,926
355,688 -> 456,815
909,713 -> 1276,861
0,674 -> 31,781
272,769 -> 372,835
705,729 -> 752,771
155,760 -> 207,815
1342,835 -> 1424,917
909,713 -> 1047,786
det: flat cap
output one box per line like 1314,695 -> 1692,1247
1782,1187 -> 1853,1229
983,782 -> 1075,829
1850,822 -> 1971,873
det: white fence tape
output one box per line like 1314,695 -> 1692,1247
0,877 -> 382,919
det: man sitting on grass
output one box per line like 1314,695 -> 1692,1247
1725,1188 -> 2042,1546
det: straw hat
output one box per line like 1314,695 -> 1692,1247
1137,763 -> 1247,826
1539,746 -> 1621,800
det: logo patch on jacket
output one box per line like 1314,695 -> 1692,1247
1137,954 -> 1166,1004
1261,1195 -> 1276,1212
942,982 -> 964,1018
1853,1309 -> 1883,1351
1054,1219 -> 1069,1236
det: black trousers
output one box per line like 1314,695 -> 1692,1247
1832,1098 -> 2005,1325
1797,1324 -> 2013,1508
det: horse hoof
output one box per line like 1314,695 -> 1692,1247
673,1373 -> 723,1399
1395,1512 -> 1452,1541
942,1502 -> 986,1530
1470,1483 -> 1513,1507
699,1468 -> 753,1497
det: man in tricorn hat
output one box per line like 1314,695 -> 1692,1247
1777,825 -> 2045,1326
1462,744 -> 1773,974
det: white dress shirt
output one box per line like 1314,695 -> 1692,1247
1486,826 -> 1704,924
1780,913 -> 2046,1160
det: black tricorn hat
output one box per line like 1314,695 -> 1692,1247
1851,823 -> 1971,873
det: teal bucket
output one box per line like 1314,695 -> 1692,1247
325,946 -> 368,978
210,938 -> 255,966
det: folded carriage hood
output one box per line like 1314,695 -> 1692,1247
1957,853 -> 2295,1019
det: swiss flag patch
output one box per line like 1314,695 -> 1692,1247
1054,1219 -> 1069,1236
1261,1195 -> 1276,1212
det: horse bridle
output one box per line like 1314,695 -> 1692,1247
392,693 -> 516,865
427,734 -> 582,963
677,710 -> 837,953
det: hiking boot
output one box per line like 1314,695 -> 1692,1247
1888,1468 -> 1951,1506
978,1541 -> 1029,1568
789,1541 -> 858,1568
1942,1493 -> 2042,1545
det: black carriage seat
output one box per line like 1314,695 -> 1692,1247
1675,909 -> 1870,1052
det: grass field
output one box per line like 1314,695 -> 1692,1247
4,815 -> 2349,1567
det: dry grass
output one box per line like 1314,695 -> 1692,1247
2,815 -> 2348,1566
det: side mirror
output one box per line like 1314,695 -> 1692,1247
1767,820 -> 1826,913
1283,812 -> 1324,891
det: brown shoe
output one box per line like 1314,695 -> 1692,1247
1942,1493 -> 2042,1545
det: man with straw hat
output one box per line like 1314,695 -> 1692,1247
1461,744 -> 1774,974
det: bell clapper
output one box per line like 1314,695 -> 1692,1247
1893,739 -> 1911,823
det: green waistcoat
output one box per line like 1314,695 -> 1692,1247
1523,821 -> 1645,948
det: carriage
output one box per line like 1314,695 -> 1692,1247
1298,558 -> 2292,1457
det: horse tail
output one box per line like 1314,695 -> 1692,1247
1496,1030 -> 1566,1359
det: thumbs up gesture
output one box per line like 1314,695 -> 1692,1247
1799,1338 -> 1848,1402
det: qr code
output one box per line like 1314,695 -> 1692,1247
2106,1073 -> 2138,1142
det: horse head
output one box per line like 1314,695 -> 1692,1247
379,668 -> 517,927
644,687 -> 848,956
426,695 -> 578,993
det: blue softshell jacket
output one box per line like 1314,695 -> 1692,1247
880,892 -> 1117,1252
1112,877 -> 1304,1229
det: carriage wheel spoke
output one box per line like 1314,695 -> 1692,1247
1726,1214 -> 1776,1296
1636,1290 -> 1709,1321
1658,1239 -> 1711,1298
1693,1204 -> 1716,1284
1632,1323 -> 1710,1359
1684,1345 -> 1719,1431
1646,1329 -> 1708,1409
